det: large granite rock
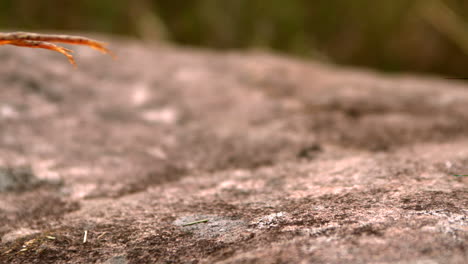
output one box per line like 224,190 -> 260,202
0,38 -> 466,263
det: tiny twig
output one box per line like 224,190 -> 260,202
97,232 -> 108,240
181,219 -> 210,226
83,230 -> 88,244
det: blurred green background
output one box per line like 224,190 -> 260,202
1,0 -> 468,76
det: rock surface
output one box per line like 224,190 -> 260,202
0,38 -> 466,264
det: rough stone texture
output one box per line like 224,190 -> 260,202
0,166 -> 42,192
0,37 -> 466,264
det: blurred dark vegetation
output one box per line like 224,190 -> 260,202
1,0 -> 468,76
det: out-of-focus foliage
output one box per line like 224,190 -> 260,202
1,0 -> 468,76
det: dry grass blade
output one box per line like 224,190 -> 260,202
0,32 -> 114,66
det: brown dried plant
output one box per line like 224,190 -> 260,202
0,32 -> 114,66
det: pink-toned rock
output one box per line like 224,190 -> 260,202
0,39 -> 466,264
